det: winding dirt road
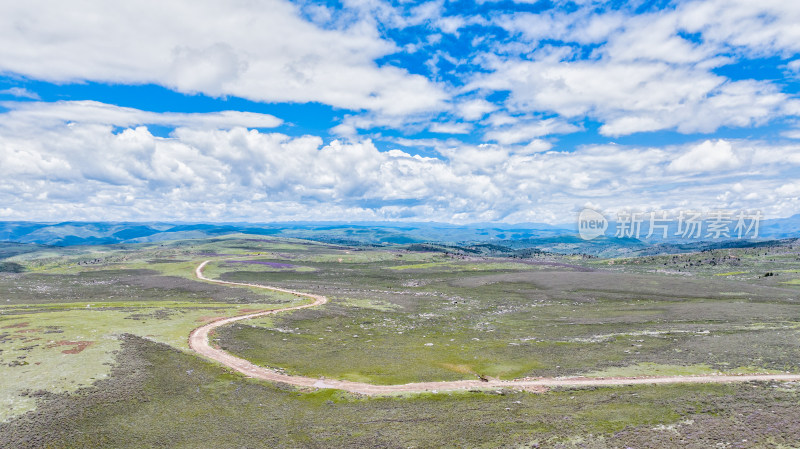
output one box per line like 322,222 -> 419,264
189,260 -> 800,395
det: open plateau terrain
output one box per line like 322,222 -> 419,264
1,235 -> 799,448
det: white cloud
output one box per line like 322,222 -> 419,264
498,1 -> 800,60
473,58 -> 789,137
436,16 -> 466,35
0,0 -> 446,116
518,139 -> 553,154
390,136 -> 463,150
455,99 -> 497,120
668,139 -> 739,173
477,1 -> 800,137
0,100 -> 283,130
776,182 -> 800,196
677,0 -> 800,57
2,0 -> 799,141
483,118 -> 578,144
783,129 -> 800,140
497,8 -> 625,45
429,122 -> 471,134
330,122 -> 358,138
483,113 -> 520,127
603,13 -> 713,64
3,110 -> 800,223
0,87 -> 40,100
2,2 -> 800,223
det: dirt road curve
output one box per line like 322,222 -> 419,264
189,260 -> 800,395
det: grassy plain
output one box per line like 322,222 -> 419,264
1,235 -> 799,447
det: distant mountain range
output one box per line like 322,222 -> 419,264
0,221 -> 573,246
0,215 -> 798,257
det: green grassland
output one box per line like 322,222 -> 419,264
2,336 -> 800,448
1,235 -> 800,447
0,236 -> 321,420
207,247 -> 800,384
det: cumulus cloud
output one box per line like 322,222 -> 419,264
518,139 -> 553,154
668,140 -> 739,173
677,0 -> 800,57
2,110 -> 800,223
789,60 -> 800,75
455,99 -> 497,121
428,122 -> 471,134
2,1 -> 800,223
473,58 -> 788,137
1,0 -> 798,140
475,0 -> 800,137
0,101 -> 283,130
496,8 -> 625,45
483,118 -> 578,144
0,87 -> 40,100
0,0 -> 446,116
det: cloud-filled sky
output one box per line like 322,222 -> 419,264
1,0 -> 800,223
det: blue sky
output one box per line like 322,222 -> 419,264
1,0 -> 800,223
